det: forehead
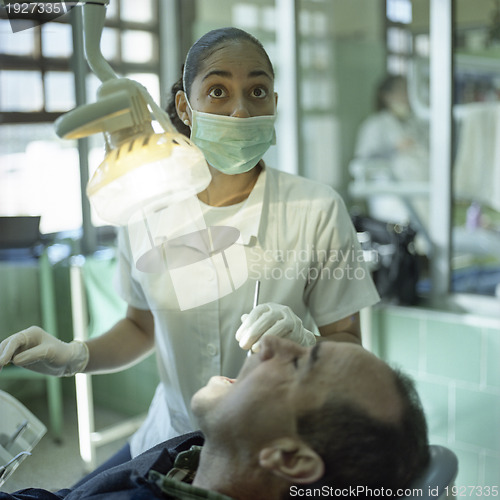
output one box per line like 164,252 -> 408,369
195,40 -> 274,80
309,343 -> 401,421
312,342 -> 392,386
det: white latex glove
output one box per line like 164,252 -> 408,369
0,326 -> 89,377
235,303 -> 317,353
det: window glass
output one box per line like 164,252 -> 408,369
232,4 -> 259,29
41,22 -> 72,58
45,71 -> 76,111
0,71 -> 44,111
86,73 -> 102,103
313,12 -> 328,35
386,54 -> 408,74
121,0 -> 154,23
101,27 -> 119,62
0,19 -> 34,55
387,26 -> 412,54
386,0 -> 412,24
261,6 -> 275,32
0,124 -> 81,234
121,30 -> 155,63
415,34 -> 430,57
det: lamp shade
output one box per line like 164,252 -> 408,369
86,131 -> 211,226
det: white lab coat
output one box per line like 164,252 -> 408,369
116,166 -> 380,457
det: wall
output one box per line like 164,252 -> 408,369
0,260 -> 42,334
371,304 -> 500,489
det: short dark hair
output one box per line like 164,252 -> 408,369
294,368 -> 429,496
166,27 -> 274,137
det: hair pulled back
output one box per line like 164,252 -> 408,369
166,27 -> 274,137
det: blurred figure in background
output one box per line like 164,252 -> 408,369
353,75 -> 429,232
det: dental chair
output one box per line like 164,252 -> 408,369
404,445 -> 459,500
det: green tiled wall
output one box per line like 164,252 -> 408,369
372,305 -> 500,490
92,354 -> 159,416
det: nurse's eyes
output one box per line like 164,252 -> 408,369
251,86 -> 268,98
207,86 -> 269,99
208,87 -> 227,98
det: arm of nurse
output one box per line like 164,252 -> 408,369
318,313 -> 361,345
84,305 -> 155,374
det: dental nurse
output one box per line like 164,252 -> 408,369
0,27 -> 380,474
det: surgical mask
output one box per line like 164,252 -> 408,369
188,102 -> 276,175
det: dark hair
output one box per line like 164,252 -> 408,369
375,74 -> 407,111
166,27 -> 275,136
294,369 -> 429,497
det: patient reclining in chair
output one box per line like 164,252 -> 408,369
1,336 -> 430,500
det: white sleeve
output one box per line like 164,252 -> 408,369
114,227 -> 150,310
355,116 -> 385,158
303,192 -> 380,327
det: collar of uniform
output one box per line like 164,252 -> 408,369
230,166 -> 267,245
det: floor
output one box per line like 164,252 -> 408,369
1,396 -> 130,494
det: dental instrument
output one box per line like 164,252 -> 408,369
0,420 -> 28,451
0,452 -> 31,482
247,280 -> 261,357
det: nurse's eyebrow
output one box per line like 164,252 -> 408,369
202,69 -> 232,81
248,69 -> 273,80
202,69 -> 273,81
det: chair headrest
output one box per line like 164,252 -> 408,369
404,445 -> 458,500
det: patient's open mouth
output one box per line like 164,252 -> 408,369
212,376 -> 236,386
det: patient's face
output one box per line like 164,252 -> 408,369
191,336 -> 400,446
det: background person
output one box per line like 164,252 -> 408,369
353,74 -> 429,229
0,27 -> 379,474
0,336 -> 430,500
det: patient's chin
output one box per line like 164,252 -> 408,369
191,376 -> 234,415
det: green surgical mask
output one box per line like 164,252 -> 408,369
188,102 -> 276,175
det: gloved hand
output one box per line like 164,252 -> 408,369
235,303 -> 317,353
0,326 -> 89,377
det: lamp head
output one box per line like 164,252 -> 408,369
53,2 -> 211,226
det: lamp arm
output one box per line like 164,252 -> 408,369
135,83 -> 177,134
81,1 -> 116,83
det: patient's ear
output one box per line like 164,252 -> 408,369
258,437 -> 324,484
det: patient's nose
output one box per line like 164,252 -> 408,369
258,335 -> 305,362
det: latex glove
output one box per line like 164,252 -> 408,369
235,303 -> 317,353
0,326 -> 89,377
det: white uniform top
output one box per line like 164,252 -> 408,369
355,110 -> 428,181
116,166 -> 380,457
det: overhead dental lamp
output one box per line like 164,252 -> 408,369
54,0 -> 210,226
